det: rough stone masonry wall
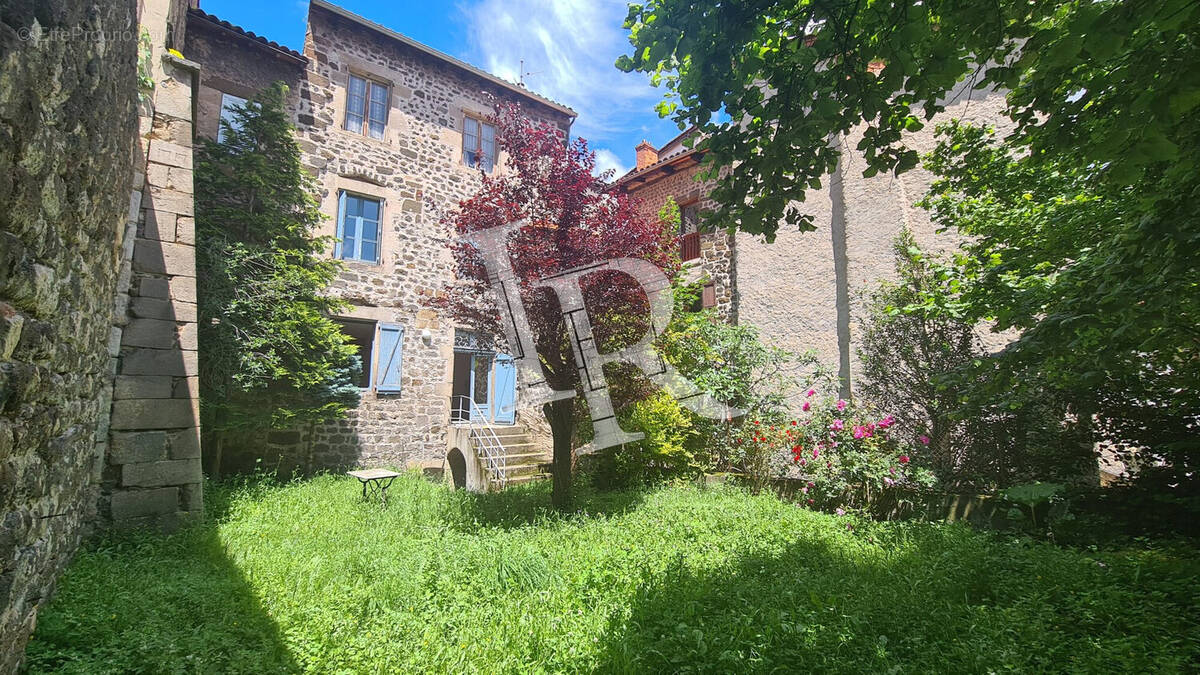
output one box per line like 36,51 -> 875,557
623,165 -> 737,323
101,0 -> 204,531
282,6 -> 571,470
0,1 -> 138,668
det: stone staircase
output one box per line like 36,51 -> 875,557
483,425 -> 551,487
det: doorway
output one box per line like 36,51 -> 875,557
450,350 -> 516,424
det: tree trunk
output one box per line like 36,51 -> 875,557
546,398 -> 575,510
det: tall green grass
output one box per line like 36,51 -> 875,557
26,474 -> 1200,673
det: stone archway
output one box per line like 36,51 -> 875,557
447,448 -> 467,489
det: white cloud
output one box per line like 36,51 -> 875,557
461,0 -> 667,146
592,148 -> 629,178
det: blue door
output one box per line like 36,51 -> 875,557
492,354 -> 516,424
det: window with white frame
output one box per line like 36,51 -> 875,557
462,116 -> 497,172
336,192 -> 381,264
344,74 -> 388,140
217,93 -> 247,144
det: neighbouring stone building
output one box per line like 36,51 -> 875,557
615,83 -> 1012,402
184,0 -> 573,481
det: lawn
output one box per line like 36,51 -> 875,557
25,474 -> 1200,673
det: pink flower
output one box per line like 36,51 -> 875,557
878,415 -> 895,428
831,419 -> 844,431
836,399 -> 847,412
899,455 -> 910,465
802,401 -> 811,411
835,508 -> 845,516
919,434 -> 930,446
799,459 -> 807,466
806,481 -> 814,488
806,388 -> 816,397
812,447 -> 820,459
853,425 -> 872,439
883,477 -> 895,487
801,486 -> 809,494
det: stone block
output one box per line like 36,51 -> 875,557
147,139 -> 193,170
113,375 -> 173,400
138,277 -> 170,299
121,318 -> 177,348
129,297 -> 196,322
0,303 -> 25,360
110,398 -> 197,430
172,376 -> 199,400
110,487 -> 180,520
177,322 -> 198,350
169,276 -> 196,303
121,347 -> 198,377
109,431 -> 168,464
122,458 -> 201,488
133,239 -> 196,276
167,428 -> 201,459
175,215 -> 195,244
140,209 -> 176,241
181,483 -> 203,512
146,186 -> 194,216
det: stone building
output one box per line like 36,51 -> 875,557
615,85 -> 1011,402
184,0 -> 574,483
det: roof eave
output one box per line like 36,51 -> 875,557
310,0 -> 577,121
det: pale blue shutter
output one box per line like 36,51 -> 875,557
375,323 -> 403,393
334,191 -> 347,259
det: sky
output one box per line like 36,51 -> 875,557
195,0 -> 685,177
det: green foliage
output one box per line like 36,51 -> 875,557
195,82 -> 360,433
857,229 -> 1095,489
27,476 -> 1200,672
609,390 -> 700,486
919,122 -> 1199,486
619,0 -> 1200,242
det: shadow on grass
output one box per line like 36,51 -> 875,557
444,478 -> 650,531
24,484 -> 297,673
591,520 -> 1200,673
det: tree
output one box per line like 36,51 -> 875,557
195,82 -> 360,476
618,0 -> 1200,239
857,229 -> 1094,488
429,105 -> 677,508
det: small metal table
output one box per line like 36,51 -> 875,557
347,468 -> 401,505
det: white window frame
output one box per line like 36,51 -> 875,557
217,93 -> 247,144
462,115 -> 497,172
344,73 -> 388,140
335,191 -> 382,264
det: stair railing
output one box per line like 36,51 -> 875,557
452,395 -> 508,487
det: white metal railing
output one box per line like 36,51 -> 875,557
452,395 -> 509,487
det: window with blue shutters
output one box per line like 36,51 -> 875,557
335,192 -> 381,264
375,323 -> 403,393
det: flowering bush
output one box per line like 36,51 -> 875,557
733,372 -> 936,510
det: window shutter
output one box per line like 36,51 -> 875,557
701,283 -> 717,309
334,191 -> 347,259
375,323 -> 403,393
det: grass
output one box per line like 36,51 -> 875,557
26,474 -> 1200,673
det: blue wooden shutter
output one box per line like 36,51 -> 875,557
334,191 -> 347,259
375,323 -> 403,393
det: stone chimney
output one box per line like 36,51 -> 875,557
635,140 -> 658,170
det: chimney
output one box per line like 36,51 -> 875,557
635,140 -> 658,170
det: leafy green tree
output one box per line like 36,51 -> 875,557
618,0 -> 1200,239
918,123 -> 1198,486
857,229 -> 1094,488
195,82 -> 360,476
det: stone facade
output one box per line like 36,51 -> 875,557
616,85 -> 1011,405
185,1 -> 572,474
0,0 -> 138,668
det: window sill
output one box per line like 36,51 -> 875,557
334,126 -> 392,148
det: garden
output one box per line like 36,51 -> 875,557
25,474 -> 1200,673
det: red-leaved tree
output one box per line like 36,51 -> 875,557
429,104 -> 677,508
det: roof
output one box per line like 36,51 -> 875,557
187,8 -> 308,63
310,0 -> 577,120
613,127 -> 704,188
613,147 -> 704,189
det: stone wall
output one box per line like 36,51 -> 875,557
0,0 -> 138,668
620,161 -> 737,323
99,0 -> 204,531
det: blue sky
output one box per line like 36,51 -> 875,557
195,0 -> 685,176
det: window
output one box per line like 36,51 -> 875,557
344,74 -> 388,140
462,116 -> 497,172
701,283 -> 717,309
680,203 -> 701,235
217,93 -> 247,144
335,192 -> 381,264
336,318 -> 376,388
334,320 -> 403,391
